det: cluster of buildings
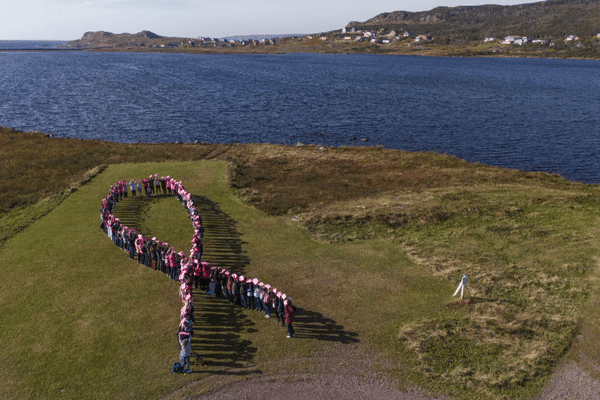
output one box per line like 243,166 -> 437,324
336,27 -> 433,44
489,34 -> 599,46
497,36 -> 548,45
144,37 -> 279,49
197,37 -> 279,47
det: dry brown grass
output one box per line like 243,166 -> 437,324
224,143 -> 600,397
0,127 -> 233,213
3,130 -> 600,398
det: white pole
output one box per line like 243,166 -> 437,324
453,275 -> 468,299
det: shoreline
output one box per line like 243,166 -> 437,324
3,39 -> 600,60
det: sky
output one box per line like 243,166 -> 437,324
2,0 -> 539,40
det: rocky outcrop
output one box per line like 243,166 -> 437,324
67,30 -> 166,48
81,31 -> 113,41
134,30 -> 162,39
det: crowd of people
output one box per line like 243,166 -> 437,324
99,174 -> 297,374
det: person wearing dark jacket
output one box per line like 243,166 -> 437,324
277,292 -> 285,327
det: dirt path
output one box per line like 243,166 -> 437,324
534,362 -> 600,400
162,341 -> 454,400
163,341 -> 600,400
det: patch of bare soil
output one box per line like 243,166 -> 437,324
193,374 -> 450,400
163,342 -> 600,400
534,362 -> 600,400
162,342 -> 454,400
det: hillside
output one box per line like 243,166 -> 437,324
65,30 -> 194,49
60,1 -> 600,59
348,0 -> 600,42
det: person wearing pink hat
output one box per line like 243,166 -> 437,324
239,276 -> 248,308
149,239 -> 159,270
125,228 -> 136,260
257,283 -> 267,314
263,287 -> 272,319
159,176 -> 167,194
284,298 -> 296,338
226,273 -> 234,303
166,248 -> 176,281
232,274 -> 241,306
178,333 -> 193,374
246,279 -> 255,310
200,262 -> 211,292
253,282 -> 262,311
220,272 -> 229,300
192,260 -> 201,289
153,173 -> 160,194
157,242 -> 168,273
135,235 -> 145,265
129,179 -> 136,197
148,174 -> 155,195
275,292 -> 285,327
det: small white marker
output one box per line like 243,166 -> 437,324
453,274 -> 468,299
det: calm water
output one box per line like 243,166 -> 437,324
1,51 -> 599,183
0,41 -> 69,50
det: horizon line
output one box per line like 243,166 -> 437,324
0,30 -> 333,42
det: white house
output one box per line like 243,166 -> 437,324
501,35 -> 533,45
414,35 -> 432,43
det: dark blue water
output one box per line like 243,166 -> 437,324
0,41 -> 69,50
1,51 -> 599,183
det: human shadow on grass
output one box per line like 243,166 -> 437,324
110,194 -> 171,236
114,193 -> 258,373
188,195 -> 257,373
191,297 -> 259,373
114,194 -> 358,366
191,194 -> 250,274
292,308 -> 360,344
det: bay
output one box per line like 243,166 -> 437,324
0,41 -> 69,51
0,51 -> 598,183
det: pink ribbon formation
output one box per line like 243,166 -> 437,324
100,174 -> 293,340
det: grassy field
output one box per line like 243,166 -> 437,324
1,129 -> 600,399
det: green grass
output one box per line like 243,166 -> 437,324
1,139 -> 600,399
224,145 -> 600,398
301,183 -> 600,398
0,160 -> 453,399
0,162 -> 208,399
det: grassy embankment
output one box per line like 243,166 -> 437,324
1,127 -> 599,399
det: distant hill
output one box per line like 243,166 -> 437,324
67,30 -> 174,48
347,0 -> 600,42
